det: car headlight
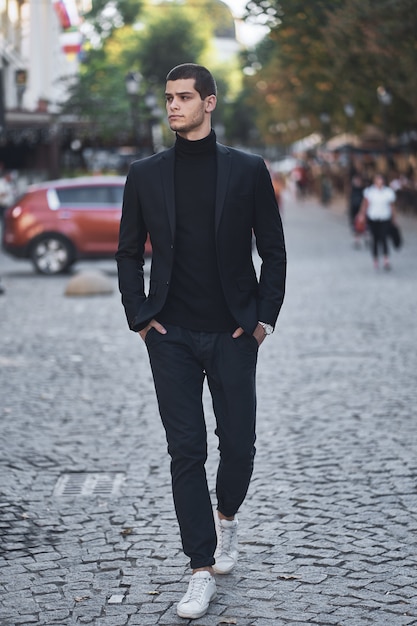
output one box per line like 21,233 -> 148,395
11,206 -> 22,218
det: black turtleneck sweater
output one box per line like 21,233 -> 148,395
157,130 -> 237,332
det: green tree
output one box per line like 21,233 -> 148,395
241,0 -> 417,143
83,0 -> 143,39
128,5 -> 210,84
323,0 -> 417,132
60,31 -> 137,144
61,1 -> 214,145
241,1 -> 344,144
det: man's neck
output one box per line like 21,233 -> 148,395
177,124 -> 212,142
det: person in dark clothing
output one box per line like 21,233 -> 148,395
116,63 -> 286,620
349,174 -> 366,247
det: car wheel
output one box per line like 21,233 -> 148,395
31,236 -> 74,275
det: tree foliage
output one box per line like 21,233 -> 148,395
60,43 -> 132,143
61,0 -> 215,143
129,5 -> 210,84
83,0 -> 143,39
242,0 -> 417,143
323,0 -> 417,127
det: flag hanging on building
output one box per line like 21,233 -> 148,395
53,0 -> 83,60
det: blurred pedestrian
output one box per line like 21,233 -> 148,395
271,170 -> 285,211
359,174 -> 397,270
349,174 -> 365,247
292,161 -> 308,198
0,167 -> 14,295
116,63 -> 286,620
320,164 -> 332,205
0,169 -> 14,219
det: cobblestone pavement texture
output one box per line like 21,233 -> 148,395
1,192 -> 417,626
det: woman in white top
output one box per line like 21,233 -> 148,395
360,174 -> 396,270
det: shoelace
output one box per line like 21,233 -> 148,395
218,522 -> 237,555
185,576 -> 210,603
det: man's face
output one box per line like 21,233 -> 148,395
165,78 -> 215,138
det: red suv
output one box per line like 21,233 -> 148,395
2,176 -> 151,274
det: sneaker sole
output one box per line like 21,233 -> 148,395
177,592 -> 217,619
213,562 -> 235,575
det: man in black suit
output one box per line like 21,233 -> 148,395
116,63 -> 286,620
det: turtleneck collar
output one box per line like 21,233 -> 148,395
175,129 -> 216,156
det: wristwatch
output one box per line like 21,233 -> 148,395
258,321 -> 274,335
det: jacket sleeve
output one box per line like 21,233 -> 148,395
253,159 -> 287,327
115,164 -> 149,331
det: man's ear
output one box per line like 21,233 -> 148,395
205,95 -> 217,113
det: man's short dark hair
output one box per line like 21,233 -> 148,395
166,63 -> 217,100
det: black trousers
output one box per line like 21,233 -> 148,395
145,324 -> 258,569
368,218 -> 391,259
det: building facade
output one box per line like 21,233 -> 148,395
0,0 -> 85,179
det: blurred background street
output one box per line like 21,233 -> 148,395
1,0 -> 417,623
1,0 -> 417,213
1,191 -> 417,625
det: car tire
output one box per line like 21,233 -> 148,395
30,235 -> 74,275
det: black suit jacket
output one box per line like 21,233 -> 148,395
116,141 -> 286,334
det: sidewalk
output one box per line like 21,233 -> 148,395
1,192 -> 417,625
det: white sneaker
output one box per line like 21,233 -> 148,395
213,510 -> 238,574
177,571 -> 217,619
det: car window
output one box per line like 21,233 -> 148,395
56,186 -> 113,206
109,185 -> 124,205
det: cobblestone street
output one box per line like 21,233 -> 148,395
1,192 -> 417,626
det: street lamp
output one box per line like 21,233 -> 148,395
144,90 -> 164,153
125,71 -> 142,97
376,85 -> 392,107
376,86 -> 393,166
343,103 -> 356,180
15,69 -> 27,110
343,103 -> 355,128
125,72 -> 142,150
319,112 -> 331,140
376,85 -> 392,135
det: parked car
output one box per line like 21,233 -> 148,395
2,176 -> 151,275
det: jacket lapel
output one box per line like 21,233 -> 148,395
159,147 -> 176,240
215,143 -> 231,232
